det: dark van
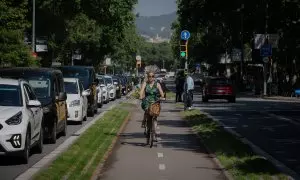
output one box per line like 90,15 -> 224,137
0,68 -> 68,143
55,66 -> 98,116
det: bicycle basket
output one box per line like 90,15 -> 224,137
149,102 -> 161,116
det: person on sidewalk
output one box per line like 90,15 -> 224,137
184,71 -> 194,110
139,71 -> 165,140
175,71 -> 184,102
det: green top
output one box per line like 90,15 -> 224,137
141,82 -> 158,111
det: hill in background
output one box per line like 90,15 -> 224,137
135,12 -> 176,40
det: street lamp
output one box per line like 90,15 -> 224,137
32,0 -> 36,52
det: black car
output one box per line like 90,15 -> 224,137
0,68 -> 68,143
56,66 -> 98,116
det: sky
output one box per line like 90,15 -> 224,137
135,0 -> 177,17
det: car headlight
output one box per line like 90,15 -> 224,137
70,100 -> 80,107
6,112 -> 22,125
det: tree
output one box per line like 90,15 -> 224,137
0,0 -> 35,66
173,0 -> 300,70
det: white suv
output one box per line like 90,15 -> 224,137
0,78 -> 44,164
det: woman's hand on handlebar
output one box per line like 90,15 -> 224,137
159,97 -> 166,101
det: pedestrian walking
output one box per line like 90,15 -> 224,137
184,70 -> 194,110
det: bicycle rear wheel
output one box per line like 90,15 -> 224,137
150,117 -> 155,148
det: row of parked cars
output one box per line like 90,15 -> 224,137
0,66 -> 133,163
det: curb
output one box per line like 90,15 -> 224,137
15,104 -> 118,180
185,120 -> 234,180
199,111 -> 298,180
90,110 -> 133,180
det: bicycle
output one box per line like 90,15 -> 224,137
143,98 -> 165,148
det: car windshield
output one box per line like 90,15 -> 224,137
105,77 -> 112,85
211,78 -> 232,85
0,85 -> 22,106
64,81 -> 78,94
27,77 -> 51,98
59,68 -> 90,89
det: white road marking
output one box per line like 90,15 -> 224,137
159,164 -> 166,170
157,152 -> 164,158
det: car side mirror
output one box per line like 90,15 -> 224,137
82,90 -> 90,96
27,100 -> 41,107
57,92 -> 67,101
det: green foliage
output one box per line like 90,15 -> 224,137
173,0 -> 300,68
34,0 -> 139,67
0,0 -> 35,67
139,41 -> 174,70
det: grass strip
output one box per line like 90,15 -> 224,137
166,91 -> 175,100
183,109 -> 289,180
33,105 -> 130,180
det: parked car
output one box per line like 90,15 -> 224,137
112,76 -> 122,98
0,78 -> 44,163
64,78 -> 89,124
0,68 -> 68,144
202,77 -> 236,103
56,66 -> 98,117
104,75 -> 116,101
96,75 -> 109,104
118,75 -> 128,95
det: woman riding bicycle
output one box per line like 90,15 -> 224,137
139,71 -> 165,141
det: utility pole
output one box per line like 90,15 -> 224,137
263,2 -> 269,96
240,3 -> 244,78
32,0 -> 36,52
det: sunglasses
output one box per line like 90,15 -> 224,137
148,75 -> 154,78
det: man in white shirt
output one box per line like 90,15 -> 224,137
184,71 -> 194,110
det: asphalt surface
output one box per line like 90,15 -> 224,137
98,101 -> 226,180
166,77 -> 300,177
0,98 -> 123,180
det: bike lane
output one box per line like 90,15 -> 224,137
98,101 -> 226,180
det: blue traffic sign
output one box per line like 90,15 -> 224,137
260,44 -> 272,57
181,30 -> 190,40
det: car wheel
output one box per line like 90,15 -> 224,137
36,127 -> 43,154
62,118 -> 67,136
88,108 -> 95,117
202,96 -> 208,102
49,121 -> 57,144
98,102 -> 103,108
228,97 -> 236,103
22,129 -> 30,164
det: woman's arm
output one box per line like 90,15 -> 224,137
156,83 -> 165,98
139,82 -> 146,99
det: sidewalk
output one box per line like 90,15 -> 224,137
97,101 -> 226,180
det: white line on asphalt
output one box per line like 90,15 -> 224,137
262,112 -> 300,126
157,152 -> 164,158
159,164 -> 166,170
199,110 -> 300,180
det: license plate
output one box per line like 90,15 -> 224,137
217,90 -> 224,93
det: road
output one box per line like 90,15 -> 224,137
98,99 -> 226,180
0,98 -> 123,180
165,77 -> 300,176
